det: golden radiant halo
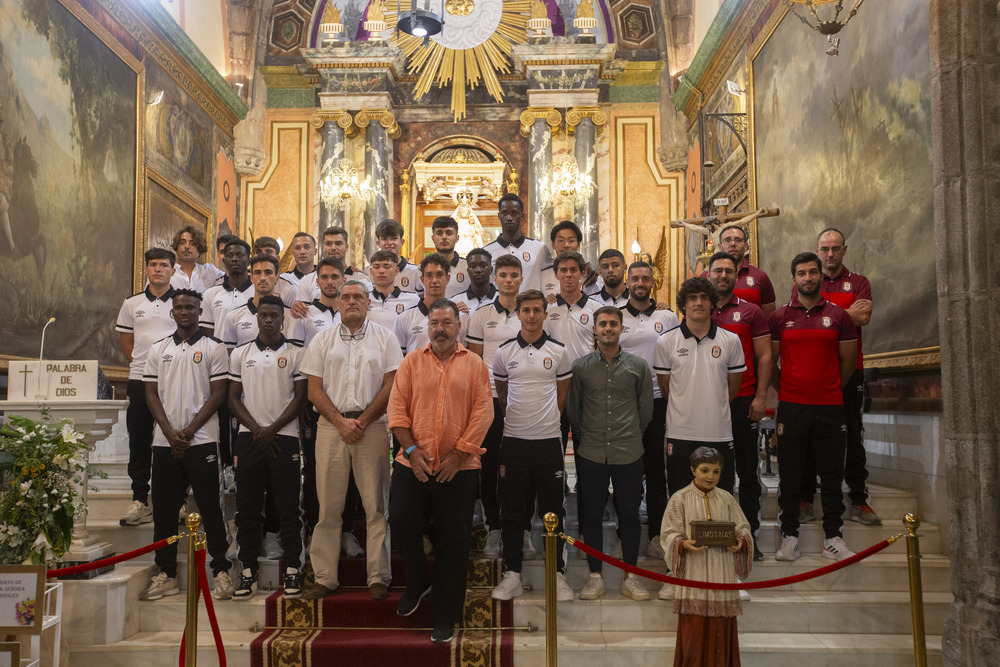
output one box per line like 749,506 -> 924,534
445,0 -> 475,16
387,1 -> 532,122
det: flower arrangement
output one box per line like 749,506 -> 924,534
0,413 -> 90,564
16,598 -> 35,626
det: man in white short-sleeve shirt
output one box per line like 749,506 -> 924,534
218,254 -> 291,350
366,250 -> 420,334
452,249 -> 499,312
483,194 -> 551,293
286,256 -> 345,347
653,277 -> 745,497
169,226 -> 224,293
490,289 -> 574,603
141,289 -> 233,603
280,232 -> 318,288
200,239 -> 253,332
393,254 -> 469,355
115,248 -> 178,527
299,280 -> 402,601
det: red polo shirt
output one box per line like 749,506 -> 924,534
822,268 -> 871,370
769,295 -> 857,406
712,295 -> 769,398
702,257 -> 776,308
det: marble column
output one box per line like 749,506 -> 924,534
528,116 -> 553,243
931,2 -> 1000,665
319,120 -> 346,232
358,111 -> 393,264
574,117 -> 599,267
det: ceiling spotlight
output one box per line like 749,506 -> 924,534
396,0 -> 444,46
412,21 -> 427,37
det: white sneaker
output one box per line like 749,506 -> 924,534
472,500 -> 485,527
823,536 -> 855,561
263,532 -> 283,559
341,532 -> 365,558
212,571 -> 234,600
223,466 -> 236,493
775,535 -> 801,562
638,499 -> 648,523
621,574 -> 651,601
578,573 -> 605,600
645,536 -> 665,560
120,500 -> 152,526
484,530 -> 502,559
737,577 -> 751,601
522,531 -> 536,560
141,572 -> 179,600
555,572 -> 574,602
657,583 -> 674,600
491,571 -> 524,600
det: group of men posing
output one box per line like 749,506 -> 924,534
115,192 -> 876,642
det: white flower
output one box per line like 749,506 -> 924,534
60,424 -> 82,444
19,481 -> 31,494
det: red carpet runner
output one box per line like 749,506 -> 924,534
251,544 -> 514,666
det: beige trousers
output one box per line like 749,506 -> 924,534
311,417 -> 391,588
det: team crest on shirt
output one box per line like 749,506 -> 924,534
193,351 -> 203,364
396,304 -> 405,314
745,277 -> 755,287
457,273 -> 465,283
822,316 -> 832,327
522,252 -> 531,261
278,356 -> 288,368
543,357 -> 553,369
711,346 -> 721,358
499,465 -> 506,478
732,312 -> 742,323
843,282 -> 852,291
580,314 -> 589,324
401,277 -> 410,287
654,322 -> 663,333
777,423 -> 784,436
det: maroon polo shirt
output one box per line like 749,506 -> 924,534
787,267 -> 872,369
712,295 -> 769,398
769,295 -> 857,406
702,257 -> 776,308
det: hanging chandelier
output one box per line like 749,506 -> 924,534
787,0 -> 867,38
319,158 -> 375,211
538,161 -> 594,209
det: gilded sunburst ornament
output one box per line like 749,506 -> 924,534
445,0 -> 475,16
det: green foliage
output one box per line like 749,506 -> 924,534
0,412 -> 91,565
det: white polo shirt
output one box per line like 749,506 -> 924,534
285,301 -> 341,347
493,332 -> 572,440
116,287 -> 178,381
592,286 -> 631,308
443,254 -> 470,298
452,284 -> 498,312
393,301 -> 469,355
619,302 -> 680,399
300,320 -> 403,418
280,266 -> 314,288
170,262 -> 224,293
276,276 -> 297,307
484,235 -> 551,292
466,299 -> 521,397
143,330 -> 229,446
367,287 -> 420,333
540,267 -> 602,300
364,258 -> 424,294
217,300 -> 292,349
229,336 -> 305,438
294,266 -> 371,303
544,294 -> 600,364
653,321 -> 746,441
200,277 -> 253,329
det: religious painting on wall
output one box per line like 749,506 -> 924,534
146,168 -> 211,261
749,0 -> 937,364
145,62 -> 211,193
0,0 -> 142,370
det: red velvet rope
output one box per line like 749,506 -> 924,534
569,536 -> 895,590
179,549 -> 227,667
46,537 -> 176,577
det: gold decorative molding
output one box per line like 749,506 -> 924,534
864,347 -> 941,370
96,0 -> 242,136
520,107 -> 562,137
354,109 -> 401,140
566,106 -> 608,135
309,109 -> 357,137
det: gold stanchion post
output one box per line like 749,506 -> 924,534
543,512 -> 558,667
185,512 -> 203,667
905,513 -> 927,667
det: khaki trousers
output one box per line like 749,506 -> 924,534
311,417 -> 391,588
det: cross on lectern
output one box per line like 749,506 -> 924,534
19,366 -> 33,398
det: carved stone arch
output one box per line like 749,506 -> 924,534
409,135 -> 517,182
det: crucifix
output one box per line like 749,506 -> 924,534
670,206 -> 781,264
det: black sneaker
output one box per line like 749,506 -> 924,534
431,624 -> 454,644
232,568 -> 258,600
284,567 -> 302,598
753,546 -> 764,562
397,584 -> 432,617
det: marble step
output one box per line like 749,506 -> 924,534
511,589 -> 952,635
67,631 -> 256,667
138,595 -> 269,633
520,553 -> 953,593
512,632 -> 943,667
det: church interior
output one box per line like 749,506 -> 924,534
0,0 -> 995,664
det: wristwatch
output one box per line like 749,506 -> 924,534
403,445 -> 417,460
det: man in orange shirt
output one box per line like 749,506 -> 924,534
387,298 -> 494,644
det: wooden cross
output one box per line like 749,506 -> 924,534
669,207 -> 781,241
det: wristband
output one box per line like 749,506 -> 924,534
403,445 -> 417,460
